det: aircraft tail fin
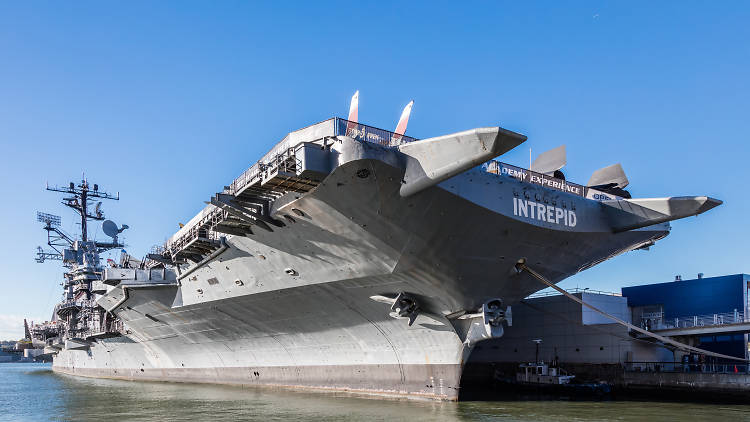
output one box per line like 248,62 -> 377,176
392,100 -> 414,143
347,90 -> 359,123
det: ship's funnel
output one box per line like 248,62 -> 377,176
530,145 -> 566,176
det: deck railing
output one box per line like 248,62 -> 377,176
487,161 -> 590,198
54,299 -> 95,314
625,361 -> 750,373
224,118 -> 417,197
164,118 -> 619,258
526,287 -> 622,299
165,212 -> 225,257
335,118 -> 417,146
641,310 -> 747,331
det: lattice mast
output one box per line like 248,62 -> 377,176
46,178 -> 119,242
34,178 -> 127,341
36,178 -> 121,263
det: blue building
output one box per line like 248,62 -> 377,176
622,274 -> 750,359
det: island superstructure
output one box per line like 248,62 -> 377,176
33,97 -> 721,400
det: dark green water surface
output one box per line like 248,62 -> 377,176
3,363 -> 750,421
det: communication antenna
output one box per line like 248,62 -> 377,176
35,212 -> 69,263
102,219 -> 129,244
35,246 -> 62,263
37,177 -> 124,265
102,220 -> 118,238
46,179 -> 118,242
36,212 -> 61,228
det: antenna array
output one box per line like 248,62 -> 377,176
36,212 -> 61,228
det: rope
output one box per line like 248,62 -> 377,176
518,263 -> 748,362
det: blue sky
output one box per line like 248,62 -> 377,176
0,2 -> 748,339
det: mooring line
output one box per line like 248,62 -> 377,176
518,262 -> 748,362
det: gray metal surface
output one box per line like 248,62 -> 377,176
42,119 -> 720,401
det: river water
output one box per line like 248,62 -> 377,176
3,363 -> 750,421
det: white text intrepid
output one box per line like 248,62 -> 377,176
513,197 -> 577,227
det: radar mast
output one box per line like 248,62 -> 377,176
33,177 -> 129,344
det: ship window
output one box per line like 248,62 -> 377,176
716,335 -> 732,342
699,336 -> 714,343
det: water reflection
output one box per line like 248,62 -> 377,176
51,367 -> 461,422
4,364 -> 750,422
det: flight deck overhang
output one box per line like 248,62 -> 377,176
162,118 -> 527,262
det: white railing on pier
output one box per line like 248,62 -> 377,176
642,310 -> 747,331
526,287 -> 622,299
625,361 -> 750,373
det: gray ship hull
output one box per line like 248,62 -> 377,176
51,145 -> 669,400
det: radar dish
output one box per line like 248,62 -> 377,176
102,220 -> 118,238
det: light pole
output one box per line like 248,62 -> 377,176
532,339 -> 542,364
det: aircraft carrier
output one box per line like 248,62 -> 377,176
32,94 -> 721,400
